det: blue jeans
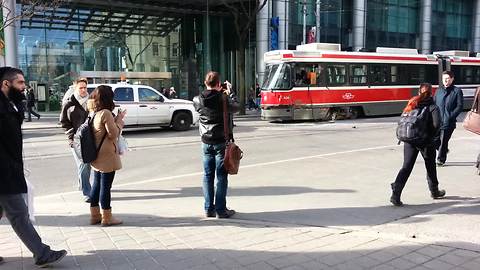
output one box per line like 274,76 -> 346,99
202,143 -> 228,213
90,171 -> 115,210
71,148 -> 91,198
0,194 -> 53,262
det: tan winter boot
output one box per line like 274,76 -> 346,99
101,209 -> 123,226
90,206 -> 102,225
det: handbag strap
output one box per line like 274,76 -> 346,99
222,94 -> 233,143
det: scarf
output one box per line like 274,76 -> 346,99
74,91 -> 89,110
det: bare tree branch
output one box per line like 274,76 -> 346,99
0,0 -> 66,31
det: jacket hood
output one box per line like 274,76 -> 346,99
199,90 -> 222,108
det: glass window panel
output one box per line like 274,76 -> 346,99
114,88 -> 134,102
139,88 -> 161,102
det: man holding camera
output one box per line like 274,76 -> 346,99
193,71 -> 239,218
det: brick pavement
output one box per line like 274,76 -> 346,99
1,192 -> 480,270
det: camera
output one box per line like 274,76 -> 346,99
220,82 -> 228,90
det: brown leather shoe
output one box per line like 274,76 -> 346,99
101,209 -> 123,226
90,206 -> 102,225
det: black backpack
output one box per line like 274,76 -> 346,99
72,113 -> 106,163
396,106 -> 430,146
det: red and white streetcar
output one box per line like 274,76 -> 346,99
260,43 -> 477,121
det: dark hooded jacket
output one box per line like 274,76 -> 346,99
434,85 -> 463,130
417,97 -> 441,146
0,90 -> 27,194
193,90 -> 239,144
59,94 -> 88,143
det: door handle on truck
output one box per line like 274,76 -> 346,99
139,105 -> 147,107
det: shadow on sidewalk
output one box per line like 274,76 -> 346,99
110,186 -> 356,201
3,241 -> 479,270
30,200 -> 462,229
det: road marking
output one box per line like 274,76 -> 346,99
35,135 -> 480,199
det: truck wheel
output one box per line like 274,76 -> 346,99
172,112 -> 192,131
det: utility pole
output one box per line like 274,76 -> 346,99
302,0 -> 307,44
315,0 -> 320,42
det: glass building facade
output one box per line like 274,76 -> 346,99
12,1 -> 256,110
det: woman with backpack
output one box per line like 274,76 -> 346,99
88,85 -> 126,226
390,83 -> 446,206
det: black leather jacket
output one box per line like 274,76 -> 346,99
59,95 -> 88,143
193,90 -> 239,144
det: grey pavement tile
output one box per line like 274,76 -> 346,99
369,265 -> 397,270
123,250 -> 151,262
402,251 -> 432,265
79,261 -> 108,270
436,252 -> 474,266
385,257 -> 417,270
280,265 -> 305,270
266,254 -> 311,269
416,246 -> 454,259
132,257 -> 162,270
366,250 -> 399,263
451,249 -> 480,260
461,259 -> 480,270
245,261 -> 277,270
409,266 -> 432,270
300,260 -> 331,270
335,261 -> 370,270
350,255 -> 383,269
422,258 -> 456,270
316,253 -> 350,266
213,260 -> 246,270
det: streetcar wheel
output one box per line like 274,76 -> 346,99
349,107 -> 362,119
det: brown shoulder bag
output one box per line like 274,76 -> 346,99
463,89 -> 480,135
222,95 -> 243,175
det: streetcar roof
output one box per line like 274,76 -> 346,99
264,49 -> 438,64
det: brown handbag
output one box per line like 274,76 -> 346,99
222,95 -> 243,175
463,89 -> 480,135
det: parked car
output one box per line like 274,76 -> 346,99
87,83 -> 199,131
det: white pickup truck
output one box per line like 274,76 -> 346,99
87,83 -> 199,131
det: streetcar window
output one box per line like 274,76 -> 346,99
462,66 -> 474,84
293,63 -> 323,87
407,65 -> 426,84
369,64 -> 389,85
474,68 -> 480,84
390,65 -> 398,83
261,63 -> 292,90
272,64 -> 292,90
350,65 -> 367,85
261,65 -> 279,89
326,64 -> 346,85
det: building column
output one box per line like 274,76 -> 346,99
352,0 -> 366,51
420,0 -> 432,54
275,0 -> 288,50
473,0 -> 480,52
256,0 -> 271,86
3,0 -> 18,67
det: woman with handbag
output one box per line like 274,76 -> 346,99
88,85 -> 126,226
390,83 -> 446,206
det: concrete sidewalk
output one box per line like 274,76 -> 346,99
2,181 -> 480,270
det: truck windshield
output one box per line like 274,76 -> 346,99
261,63 -> 292,90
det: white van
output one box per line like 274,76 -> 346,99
87,83 -> 199,131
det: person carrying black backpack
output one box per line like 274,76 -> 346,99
390,83 -> 446,206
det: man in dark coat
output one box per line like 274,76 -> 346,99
193,71 -> 239,218
59,78 -> 92,202
434,71 -> 464,166
0,67 -> 66,267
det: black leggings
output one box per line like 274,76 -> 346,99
393,143 -> 439,195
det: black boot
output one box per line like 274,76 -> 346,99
431,189 -> 446,199
390,183 -> 403,206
